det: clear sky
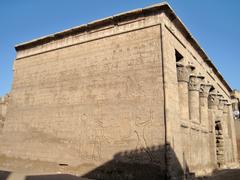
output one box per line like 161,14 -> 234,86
1,0 -> 240,96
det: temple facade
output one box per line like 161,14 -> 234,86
0,3 -> 238,179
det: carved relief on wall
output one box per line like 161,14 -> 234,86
77,106 -> 157,163
125,75 -> 145,98
132,108 -> 154,161
6,26 -> 164,165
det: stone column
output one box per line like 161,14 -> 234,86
223,101 -> 230,136
223,101 -> 231,164
176,64 -> 194,122
208,92 -> 219,168
199,84 -> 212,170
189,75 -> 204,123
188,75 -> 204,171
176,64 -> 194,175
232,98 -> 239,119
227,103 -> 239,164
216,96 -> 225,167
199,84 -> 212,128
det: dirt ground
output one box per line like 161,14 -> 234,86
2,169 -> 240,180
1,169 -> 240,180
199,169 -> 240,180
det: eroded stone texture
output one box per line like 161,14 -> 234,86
0,2 -> 238,179
4,26 -> 165,163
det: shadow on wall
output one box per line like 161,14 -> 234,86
1,145 -> 240,180
0,145 -> 186,180
0,171 -> 11,180
81,145 -> 174,180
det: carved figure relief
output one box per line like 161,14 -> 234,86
132,109 -> 154,161
91,127 -> 105,161
79,113 -> 88,157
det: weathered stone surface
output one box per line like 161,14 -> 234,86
3,25 -> 165,163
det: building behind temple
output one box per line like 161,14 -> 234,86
0,2 -> 238,180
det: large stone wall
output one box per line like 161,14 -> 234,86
0,25 -> 166,175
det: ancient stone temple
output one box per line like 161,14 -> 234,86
0,2 -> 238,179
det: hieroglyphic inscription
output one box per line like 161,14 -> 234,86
5,26 -> 165,164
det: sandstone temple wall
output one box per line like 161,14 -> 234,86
0,16 -> 166,174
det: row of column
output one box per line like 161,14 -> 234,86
176,63 -> 236,171
177,63 -> 212,126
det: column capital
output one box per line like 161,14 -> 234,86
200,84 -> 212,97
176,64 -> 195,83
231,98 -> 239,113
218,99 -> 225,111
208,93 -> 220,109
223,100 -> 231,113
231,98 -> 239,104
189,75 -> 204,91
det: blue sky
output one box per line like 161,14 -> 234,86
0,0 -> 240,96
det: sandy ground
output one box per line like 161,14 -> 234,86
201,169 -> 240,180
